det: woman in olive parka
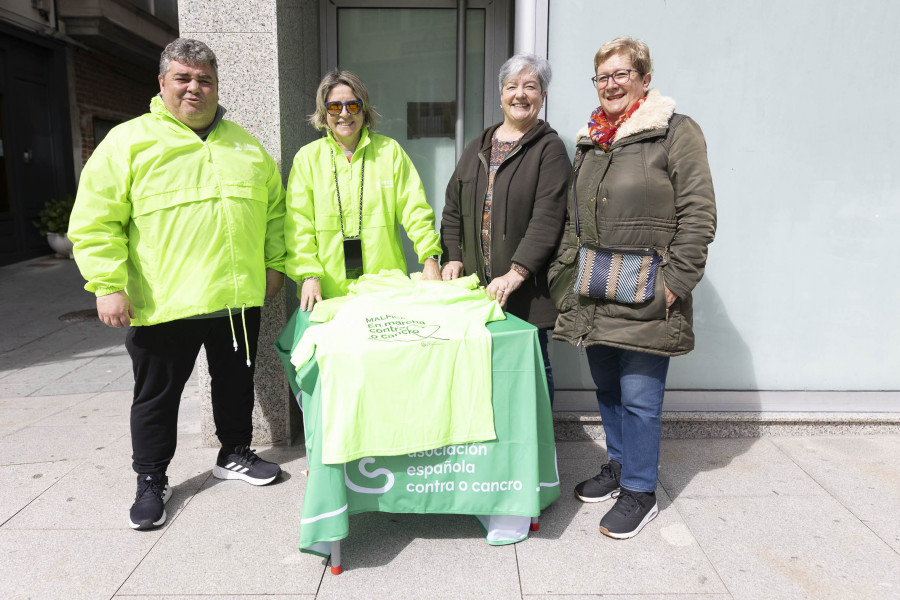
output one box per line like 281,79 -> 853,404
549,37 -> 716,540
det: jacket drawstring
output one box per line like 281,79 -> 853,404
224,304 -> 252,367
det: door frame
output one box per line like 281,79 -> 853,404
0,22 -> 75,265
320,0 -> 512,132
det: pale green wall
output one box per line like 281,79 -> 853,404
546,0 -> 900,390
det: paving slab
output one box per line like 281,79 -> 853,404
0,422 -> 128,466
116,597 -> 316,600
1,358 -> 94,387
523,596 -> 735,600
0,393 -> 94,435
118,445 -> 317,597
659,437 -> 827,500
772,435 -> 900,553
315,511 -> 522,600
29,381 -> 120,396
518,463 -> 725,596
5,433 -> 213,531
554,439 -> 610,460
0,460 -> 78,525
0,529 -> 160,600
676,494 -> 900,600
0,383 -> 41,398
36,389 -> 131,427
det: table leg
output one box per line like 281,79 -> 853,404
330,541 -> 342,575
530,516 -> 540,531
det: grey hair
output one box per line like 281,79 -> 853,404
498,53 -> 552,93
159,38 -> 218,79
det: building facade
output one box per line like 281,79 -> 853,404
7,1 -> 896,446
0,0 -> 177,265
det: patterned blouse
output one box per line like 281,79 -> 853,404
481,134 -> 517,280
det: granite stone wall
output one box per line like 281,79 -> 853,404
178,0 -> 321,446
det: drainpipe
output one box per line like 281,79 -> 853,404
455,0 -> 467,161
514,0 -> 549,120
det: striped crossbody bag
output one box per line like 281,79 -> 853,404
570,150 -> 666,304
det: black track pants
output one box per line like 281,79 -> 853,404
125,307 -> 261,474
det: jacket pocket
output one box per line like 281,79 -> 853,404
459,178 -> 476,217
549,247 -> 578,311
602,263 -> 667,321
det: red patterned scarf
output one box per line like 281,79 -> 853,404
587,96 -> 647,151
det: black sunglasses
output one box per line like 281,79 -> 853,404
325,100 -> 363,115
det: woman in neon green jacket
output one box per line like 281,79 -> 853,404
285,70 -> 442,311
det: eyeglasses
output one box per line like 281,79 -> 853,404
325,100 -> 363,115
591,69 -> 642,89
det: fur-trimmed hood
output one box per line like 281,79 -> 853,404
575,89 -> 677,144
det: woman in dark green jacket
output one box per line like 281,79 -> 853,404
548,37 -> 716,539
441,53 -> 571,401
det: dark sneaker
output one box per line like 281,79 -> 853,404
598,488 -> 659,539
574,459 -> 622,503
213,445 -> 281,486
129,473 -> 171,530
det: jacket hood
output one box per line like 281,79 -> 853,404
480,119 -> 559,151
575,89 -> 676,144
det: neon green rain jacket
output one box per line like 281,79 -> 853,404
284,128 -> 442,299
68,96 -> 286,326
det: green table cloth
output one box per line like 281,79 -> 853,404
275,307 -> 560,555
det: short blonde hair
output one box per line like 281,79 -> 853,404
593,37 -> 652,75
308,70 -> 379,132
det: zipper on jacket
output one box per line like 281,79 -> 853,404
203,138 -> 241,305
588,245 -> 658,256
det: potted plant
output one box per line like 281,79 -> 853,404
33,195 -> 76,258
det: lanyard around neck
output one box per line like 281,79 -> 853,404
331,147 -> 365,240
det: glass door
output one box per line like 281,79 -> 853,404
324,1 -> 510,268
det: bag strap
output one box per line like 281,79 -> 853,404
573,149 -> 614,245
659,114 -> 686,259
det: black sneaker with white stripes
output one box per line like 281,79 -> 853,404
129,473 -> 171,530
213,445 -> 281,485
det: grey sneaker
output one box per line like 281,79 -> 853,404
129,473 -> 171,530
598,488 -> 658,539
574,459 -> 621,503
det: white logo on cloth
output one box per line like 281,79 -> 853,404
344,458 -> 394,494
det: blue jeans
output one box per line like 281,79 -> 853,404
585,344 -> 670,493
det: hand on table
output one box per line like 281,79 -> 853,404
486,269 -> 525,309
441,260 -> 464,281
300,278 -> 323,312
421,258 -> 441,281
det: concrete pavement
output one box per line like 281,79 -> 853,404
1,256 -> 899,599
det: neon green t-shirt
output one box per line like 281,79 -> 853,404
291,270 -> 505,464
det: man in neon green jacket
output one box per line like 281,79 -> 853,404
69,39 -> 285,531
